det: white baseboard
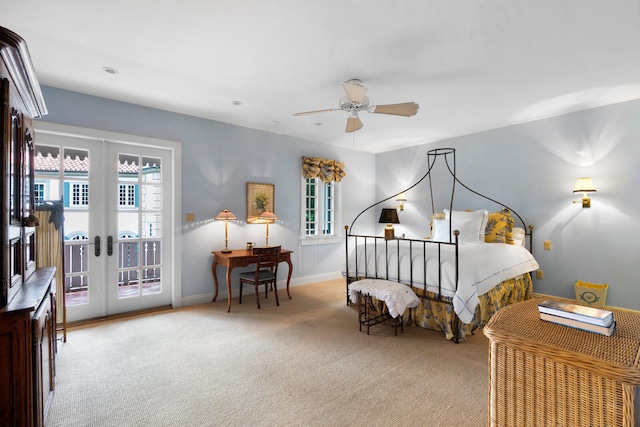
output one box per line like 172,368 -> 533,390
181,271 -> 344,307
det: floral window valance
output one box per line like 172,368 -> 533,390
302,157 -> 346,183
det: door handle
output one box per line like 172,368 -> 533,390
107,235 -> 113,256
94,236 -> 101,257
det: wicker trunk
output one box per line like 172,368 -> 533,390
484,298 -> 640,427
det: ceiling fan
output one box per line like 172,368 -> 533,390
293,79 -> 419,133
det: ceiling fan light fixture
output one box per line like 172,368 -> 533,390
294,80 -> 419,133
339,95 -> 370,114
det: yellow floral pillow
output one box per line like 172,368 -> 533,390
485,209 -> 515,244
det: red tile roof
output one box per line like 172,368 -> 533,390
35,153 -> 142,174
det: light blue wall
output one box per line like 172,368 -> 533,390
374,99 -> 640,311
38,86 -> 376,303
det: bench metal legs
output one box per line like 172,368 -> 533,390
356,291 -> 404,336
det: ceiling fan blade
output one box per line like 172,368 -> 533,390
293,108 -> 335,116
345,115 -> 363,133
342,80 -> 367,103
371,102 -> 419,117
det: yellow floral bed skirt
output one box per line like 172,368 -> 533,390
411,273 -> 533,341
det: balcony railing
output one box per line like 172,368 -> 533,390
64,239 -> 162,305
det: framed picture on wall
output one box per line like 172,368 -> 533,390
246,182 -> 275,223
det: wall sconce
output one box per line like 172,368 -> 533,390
214,209 -> 238,253
573,177 -> 597,208
379,208 -> 400,240
395,192 -> 407,211
257,210 -> 278,247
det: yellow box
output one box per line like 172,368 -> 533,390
575,280 -> 608,308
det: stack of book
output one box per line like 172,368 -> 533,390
537,299 -> 615,336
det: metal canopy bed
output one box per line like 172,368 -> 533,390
343,148 -> 539,343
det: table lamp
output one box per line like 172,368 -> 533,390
214,209 -> 238,252
257,210 -> 278,247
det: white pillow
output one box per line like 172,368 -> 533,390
432,218 -> 484,244
512,227 -> 526,247
431,219 -> 450,242
444,209 -> 488,242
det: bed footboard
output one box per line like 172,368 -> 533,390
344,230 -> 462,341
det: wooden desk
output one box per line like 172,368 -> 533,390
484,298 -> 640,427
211,248 -> 293,312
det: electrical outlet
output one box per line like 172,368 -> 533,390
186,213 -> 195,222
536,270 -> 544,280
543,240 -> 552,250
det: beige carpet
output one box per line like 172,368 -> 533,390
47,279 -> 489,427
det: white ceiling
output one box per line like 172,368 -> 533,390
3,0 -> 640,153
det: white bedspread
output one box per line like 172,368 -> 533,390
343,242 -> 539,323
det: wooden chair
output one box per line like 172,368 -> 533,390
239,246 -> 281,309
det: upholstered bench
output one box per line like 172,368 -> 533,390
348,279 -> 420,335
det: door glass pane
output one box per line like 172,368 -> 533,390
142,213 -> 161,238
142,240 -> 161,266
61,148 -> 90,306
64,242 -> 89,306
142,267 -> 162,295
35,145 -> 61,201
118,212 -> 139,239
119,153 -> 139,181
118,242 -> 139,268
141,240 -> 161,295
36,145 -> 60,173
63,148 -> 89,178
65,275 -> 89,306
117,241 -> 140,299
118,269 -> 140,299
141,185 -> 162,210
117,153 -> 145,300
142,157 -> 161,183
115,152 -> 166,300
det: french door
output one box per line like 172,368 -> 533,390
35,129 -> 175,322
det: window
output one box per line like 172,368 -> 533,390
67,232 -> 88,240
34,182 -> 45,203
69,183 -> 89,207
119,184 -> 136,207
302,177 -> 340,243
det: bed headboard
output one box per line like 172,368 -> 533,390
347,147 -> 534,254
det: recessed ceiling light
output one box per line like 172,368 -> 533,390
314,122 -> 323,126
102,67 -> 119,74
232,100 -> 243,106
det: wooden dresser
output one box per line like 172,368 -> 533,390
1,268 -> 56,426
1,27 -> 55,426
484,298 -> 640,427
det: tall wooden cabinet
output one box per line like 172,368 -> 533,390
0,27 -> 56,426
